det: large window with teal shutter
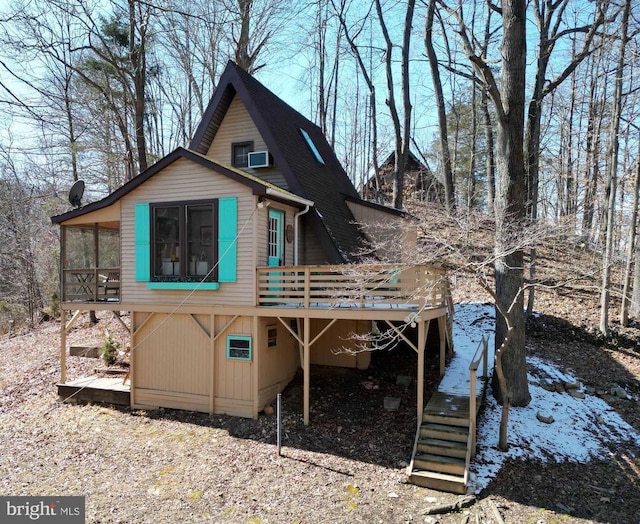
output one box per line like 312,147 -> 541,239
150,199 -> 217,282
135,197 -> 237,286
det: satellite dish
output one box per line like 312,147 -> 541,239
68,180 -> 85,208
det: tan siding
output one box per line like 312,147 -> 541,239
214,315 -> 253,402
284,210 -> 296,266
347,201 -> 417,263
257,317 -> 299,409
310,319 -> 371,369
206,95 -> 288,190
132,312 -> 211,411
256,206 -> 268,267
61,202 -> 120,228
120,158 -> 256,306
213,398 -> 254,418
134,389 -> 209,413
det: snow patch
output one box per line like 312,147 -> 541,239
449,303 -> 640,493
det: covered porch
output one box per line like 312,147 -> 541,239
60,224 -> 120,302
58,202 -> 121,303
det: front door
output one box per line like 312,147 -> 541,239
268,209 -> 284,267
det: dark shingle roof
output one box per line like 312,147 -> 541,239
190,61 -> 367,262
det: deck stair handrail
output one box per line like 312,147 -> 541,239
256,264 -> 448,309
465,336 -> 489,483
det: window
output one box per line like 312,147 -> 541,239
299,128 -> 325,165
151,200 -> 216,282
227,335 -> 252,360
135,197 -> 237,286
267,326 -> 277,348
232,141 -> 253,168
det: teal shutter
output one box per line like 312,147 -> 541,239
218,197 -> 237,282
134,203 -> 151,281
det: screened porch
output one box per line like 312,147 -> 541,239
60,224 -> 120,302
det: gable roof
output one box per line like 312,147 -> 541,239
190,61 -> 367,262
51,147 -> 312,224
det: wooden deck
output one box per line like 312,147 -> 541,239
61,263 -> 448,313
256,264 -> 448,309
58,377 -> 130,406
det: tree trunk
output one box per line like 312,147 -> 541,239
621,143 -> 640,326
631,226 -> 640,317
495,326 -> 515,451
399,0 -> 415,210
481,1 -> 494,215
375,0 -> 412,210
600,0 -> 630,336
481,89 -> 495,215
129,0 -> 148,174
332,0 -> 380,202
425,0 -> 455,211
235,0 -> 253,70
493,0 -> 530,407
524,0 -> 605,315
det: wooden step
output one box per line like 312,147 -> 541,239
420,422 -> 469,443
410,470 -> 467,494
422,411 -> 469,427
417,438 -> 467,459
423,392 -> 470,427
413,453 -> 466,476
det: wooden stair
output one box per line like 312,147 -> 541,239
408,338 -> 489,494
410,393 -> 471,494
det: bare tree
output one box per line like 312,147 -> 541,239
440,0 -> 530,406
621,136 -> 640,325
0,150 -> 46,326
524,0 -> 607,317
424,0 -> 455,211
331,0 -> 382,201
581,46 -> 607,239
600,0 -> 631,335
375,0 -> 415,210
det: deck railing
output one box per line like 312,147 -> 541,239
256,264 -> 448,309
467,337 -> 489,458
62,268 -> 120,302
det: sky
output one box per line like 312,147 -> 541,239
450,303 -> 640,493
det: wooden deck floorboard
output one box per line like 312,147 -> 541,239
58,377 -> 130,406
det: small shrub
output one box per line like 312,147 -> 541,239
44,293 -> 60,319
100,330 -> 120,366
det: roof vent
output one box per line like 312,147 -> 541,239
248,151 -> 270,168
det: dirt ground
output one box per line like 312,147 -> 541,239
2,239 -> 640,524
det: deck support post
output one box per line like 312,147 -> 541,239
417,319 -> 426,429
438,316 -> 447,377
60,309 -> 67,384
303,316 -> 310,426
253,315 -> 260,419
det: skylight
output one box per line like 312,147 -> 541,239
299,128 -> 325,165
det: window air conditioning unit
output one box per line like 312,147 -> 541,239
248,151 -> 270,168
